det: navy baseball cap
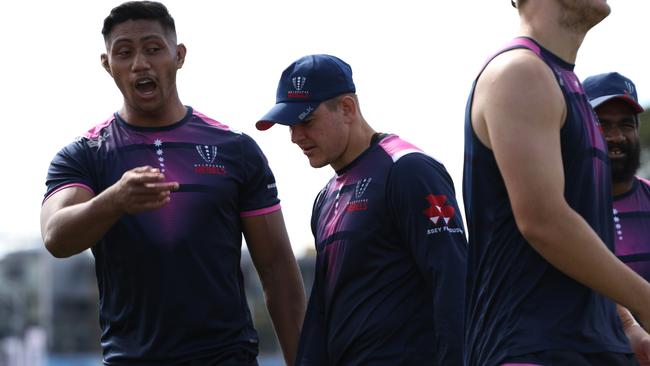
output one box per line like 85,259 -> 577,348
256,54 -> 356,131
583,72 -> 644,113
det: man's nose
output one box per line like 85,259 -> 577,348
604,125 -> 625,143
290,125 -> 304,144
131,51 -> 151,72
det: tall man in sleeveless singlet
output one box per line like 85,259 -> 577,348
40,2 -> 305,364
584,72 -> 650,365
463,1 -> 650,365
256,54 -> 467,365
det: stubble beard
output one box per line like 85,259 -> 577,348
558,0 -> 611,33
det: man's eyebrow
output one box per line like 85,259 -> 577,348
112,34 -> 165,45
139,34 -> 166,42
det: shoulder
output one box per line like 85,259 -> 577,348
191,109 -> 253,143
53,115 -> 118,163
377,134 -> 427,162
391,154 -> 454,195
191,109 -> 234,132
191,109 -> 264,149
56,134 -> 95,161
83,115 -> 117,140
379,137 -> 452,186
377,135 -> 445,168
479,48 -> 559,100
474,47 -> 565,134
392,151 -> 447,175
65,114 -> 119,152
637,176 -> 650,191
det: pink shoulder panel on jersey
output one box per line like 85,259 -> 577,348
378,135 -> 424,163
193,110 -> 231,130
83,116 -> 116,139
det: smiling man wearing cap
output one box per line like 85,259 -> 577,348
585,72 -> 650,365
257,54 -> 467,365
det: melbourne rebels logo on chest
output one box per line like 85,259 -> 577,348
346,178 -> 372,212
194,145 -> 226,175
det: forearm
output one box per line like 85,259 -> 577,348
42,189 -> 122,257
520,207 -> 650,321
260,260 -> 306,365
243,210 -> 306,364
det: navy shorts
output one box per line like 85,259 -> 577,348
502,350 -> 638,366
106,353 -> 258,366
189,350 -> 259,366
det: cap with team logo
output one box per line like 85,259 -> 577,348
583,72 -> 644,113
256,54 -> 356,131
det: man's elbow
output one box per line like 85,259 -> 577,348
513,209 -> 556,250
42,232 -> 75,258
44,242 -> 70,259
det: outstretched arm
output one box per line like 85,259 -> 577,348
41,166 -> 178,257
243,209 -> 306,365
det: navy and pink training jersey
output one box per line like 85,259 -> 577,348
614,176 -> 650,281
44,107 -> 279,365
462,38 -> 631,365
296,134 -> 467,365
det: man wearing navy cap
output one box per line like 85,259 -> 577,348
585,72 -> 650,365
257,54 -> 467,365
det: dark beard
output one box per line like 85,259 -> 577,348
610,140 -> 641,183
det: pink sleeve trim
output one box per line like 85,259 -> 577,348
42,183 -> 94,204
240,203 -> 281,218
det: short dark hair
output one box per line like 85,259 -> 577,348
102,1 -> 176,41
511,0 -> 528,9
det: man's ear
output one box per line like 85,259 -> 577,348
176,43 -> 187,69
101,54 -> 112,76
340,95 -> 358,121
